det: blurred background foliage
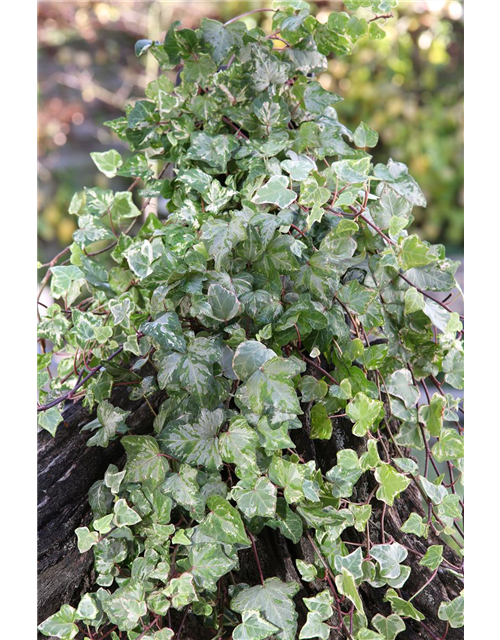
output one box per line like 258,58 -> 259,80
38,0 -> 463,266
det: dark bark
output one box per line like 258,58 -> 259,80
38,383 -> 463,640
37,385 -> 166,627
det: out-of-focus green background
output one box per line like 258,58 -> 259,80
38,0 -> 464,266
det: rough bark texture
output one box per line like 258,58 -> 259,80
38,376 -> 463,640
37,385 -> 166,629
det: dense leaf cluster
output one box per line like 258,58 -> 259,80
38,1 -> 464,639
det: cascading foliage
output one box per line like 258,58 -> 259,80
37,1 -> 464,639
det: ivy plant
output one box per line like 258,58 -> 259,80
38,1 -> 464,639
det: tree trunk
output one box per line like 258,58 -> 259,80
37,386 -> 166,628
38,386 -> 463,639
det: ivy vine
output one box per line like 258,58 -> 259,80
37,1 -> 464,639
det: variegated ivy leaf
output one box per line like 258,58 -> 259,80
82,400 -> 130,448
346,392 -> 384,437
38,605 -> 79,639
370,543 -> 408,580
113,498 -> 142,527
124,239 -> 154,279
208,283 -> 241,321
296,560 -> 318,582
375,464 -> 411,506
233,610 -> 280,640
335,568 -> 364,613
401,513 -> 429,539
383,589 -> 424,621
372,613 -> 406,640
38,405 -> 63,437
231,578 -> 300,640
102,579 -> 148,630
75,526 -> 99,553
196,495 -> 249,546
231,476 -> 277,518
90,149 -> 123,178
438,594 -> 464,628
219,416 -> 259,474
188,542 -> 237,591
232,340 -> 277,381
159,408 -> 224,472
121,435 -> 169,486
353,121 -> 379,148
164,573 -> 199,609
252,175 -> 297,209
419,545 -> 443,570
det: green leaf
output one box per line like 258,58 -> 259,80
124,240 -> 153,279
431,427 -> 464,463
38,605 -> 78,639
231,577 -> 300,640
386,369 -> 420,409
231,476 -> 277,518
141,312 -> 186,353
75,527 -> 99,553
103,579 -> 148,629
252,175 -> 297,209
438,595 -> 464,628
110,191 -> 142,221
353,122 -> 379,148
346,392 -> 384,437
82,400 -> 130,448
375,464 -> 411,506
122,435 -> 168,486
159,408 -> 224,472
419,393 -> 446,437
199,18 -> 246,64
38,406 -> 63,437
164,573 -> 199,610
310,403 -> 333,439
197,495 -> 249,546
233,610 -> 280,640
188,543 -> 237,591
90,150 -> 123,178
370,543 -> 408,579
337,281 -> 377,315
400,513 -> 428,539
335,568 -> 364,613
113,498 -> 142,527
372,614 -> 406,640
208,283 -> 241,321
384,589 -> 424,621
296,560 -> 318,582
369,21 -> 386,40
299,376 -> 328,402
232,341 -> 276,381
399,235 -> 436,271
419,545 -> 443,570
